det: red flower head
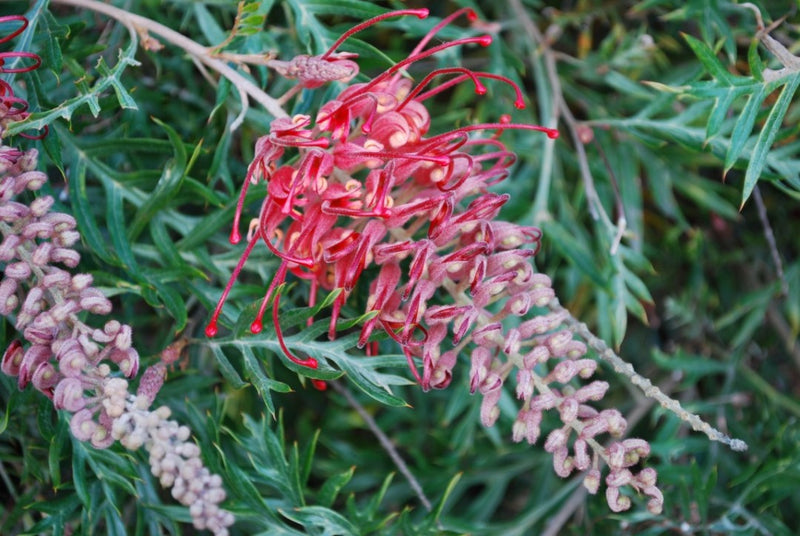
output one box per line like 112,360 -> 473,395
205,8 -> 557,379
204,9 -> 663,514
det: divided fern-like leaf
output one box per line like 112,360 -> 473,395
678,34 -> 800,206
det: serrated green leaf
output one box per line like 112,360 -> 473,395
6,38 -> 141,136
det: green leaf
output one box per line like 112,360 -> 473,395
127,118 -> 189,241
724,84 -> 766,174
741,73 -> 800,207
6,37 -> 141,136
682,33 -> 734,85
69,156 -> 113,263
279,505 -> 360,534
210,345 -> 247,389
541,220 -> 606,287
240,345 -> 293,417
317,467 -> 354,508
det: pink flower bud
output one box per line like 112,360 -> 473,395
137,362 -> 166,407
0,278 -> 18,315
523,345 -> 550,368
30,241 -> 52,266
0,233 -> 20,261
5,261 -> 31,280
18,344 -> 51,388
552,447 -> 574,477
634,467 -> 658,488
21,221 -> 52,239
645,485 -> 664,515
558,397 -> 579,423
583,468 -> 601,494
503,328 -> 521,356
564,340 -> 587,359
0,201 -> 29,221
1,340 -> 23,376
606,442 -> 626,471
70,409 -> 97,441
42,268 -> 71,289
516,368 -> 534,400
573,380 -> 609,403
479,387 -> 501,427
31,361 -> 59,398
544,426 -> 569,453
545,330 -> 573,356
548,359 -> 577,384
605,485 -> 631,512
50,247 -> 80,268
573,438 -> 591,470
53,377 -> 87,411
29,195 -> 54,217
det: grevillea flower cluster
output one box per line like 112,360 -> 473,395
206,9 -> 663,513
0,17 -> 233,535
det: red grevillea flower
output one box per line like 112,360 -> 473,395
206,9 -> 661,513
205,7 -> 555,371
0,15 -> 46,139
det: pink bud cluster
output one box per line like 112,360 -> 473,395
0,145 -> 137,447
112,400 -> 235,534
0,119 -> 233,531
206,9 -> 662,513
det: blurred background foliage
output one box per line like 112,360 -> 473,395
1,0 -> 799,534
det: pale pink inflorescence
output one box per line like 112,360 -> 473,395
0,140 -> 234,533
0,19 -> 234,531
207,9 -> 662,514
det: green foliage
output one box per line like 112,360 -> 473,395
1,0 -> 799,535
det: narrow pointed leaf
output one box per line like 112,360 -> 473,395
741,73 -> 800,207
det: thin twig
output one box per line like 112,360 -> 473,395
741,2 -> 800,82
328,381 -> 433,512
752,185 -> 788,297
548,297 -> 749,452
592,137 -> 628,254
508,0 -> 616,236
51,0 -> 288,127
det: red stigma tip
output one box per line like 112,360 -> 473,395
415,9 -> 429,19
475,84 -> 487,95
478,35 -> 492,46
229,229 -> 241,244
514,99 -> 526,109
250,320 -> 263,334
204,322 -> 218,338
311,379 -> 327,390
466,9 -> 478,22
547,129 -> 559,139
499,114 -> 511,124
